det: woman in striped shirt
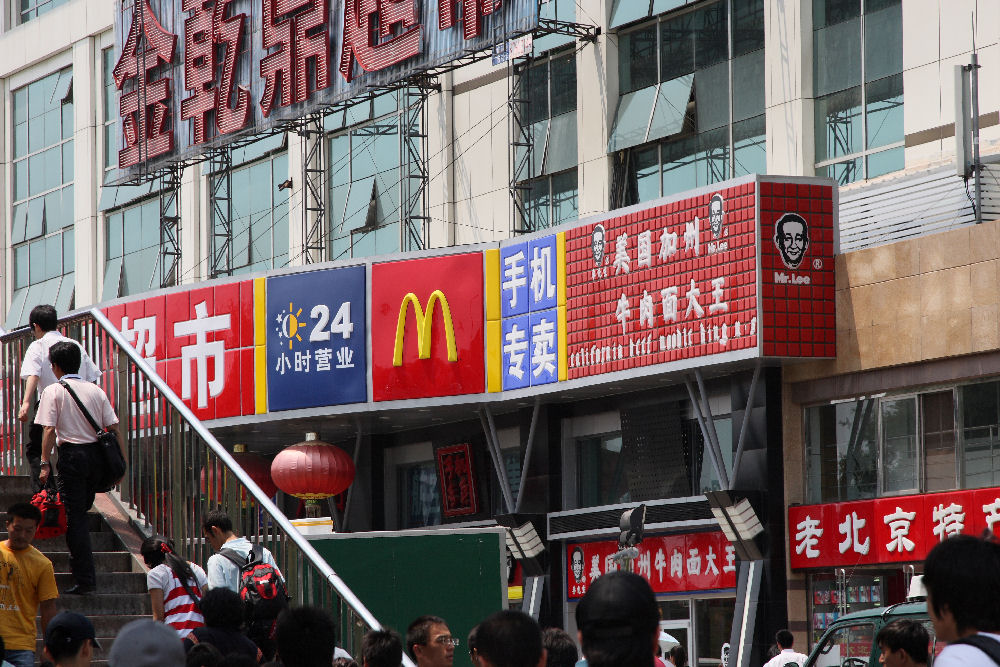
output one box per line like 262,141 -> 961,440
141,535 -> 208,636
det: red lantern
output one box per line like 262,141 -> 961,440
271,433 -> 355,500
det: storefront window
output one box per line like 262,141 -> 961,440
398,462 -> 442,529
881,397 -> 917,494
695,598 -> 734,667
577,433 -> 628,506
960,380 -> 1000,488
811,621 -> 875,667
805,399 -> 878,503
923,391 -> 956,492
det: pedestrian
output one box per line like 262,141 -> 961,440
0,502 -> 59,667
667,646 -> 688,667
473,610 -> 545,667
575,571 -> 659,667
407,616 -> 457,667
42,611 -> 100,667
142,535 -> 208,635
273,606 -> 337,667
202,510 -> 285,659
107,618 -> 185,667
185,643 -> 222,667
876,619 -> 929,667
182,588 -> 262,662
923,534 -> 1000,666
361,629 -> 403,667
542,627 -> 578,667
761,631 -> 806,667
0,637 -> 14,667
36,341 -> 123,595
18,305 -> 100,489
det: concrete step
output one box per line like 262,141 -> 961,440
53,592 -> 152,615
24,531 -> 123,553
0,511 -> 110,537
54,571 -> 148,594
44,551 -> 134,573
0,476 -> 39,498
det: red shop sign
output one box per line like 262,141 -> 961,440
566,531 -> 737,600
787,487 -> 1000,570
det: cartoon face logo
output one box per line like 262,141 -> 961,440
591,224 -> 606,266
774,213 -> 810,269
571,546 -> 585,582
709,194 -> 725,238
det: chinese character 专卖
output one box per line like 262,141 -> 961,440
504,324 -> 528,380
530,318 -> 556,379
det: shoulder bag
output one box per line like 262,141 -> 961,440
59,380 -> 127,492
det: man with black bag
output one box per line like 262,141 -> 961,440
37,341 -> 125,595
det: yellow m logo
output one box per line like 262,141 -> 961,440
393,290 -> 458,367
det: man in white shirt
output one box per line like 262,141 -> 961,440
36,341 -> 121,595
18,305 -> 100,488
762,630 -> 807,667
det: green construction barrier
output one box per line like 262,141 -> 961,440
307,526 -> 507,667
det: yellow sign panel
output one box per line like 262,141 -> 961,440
393,290 -> 458,366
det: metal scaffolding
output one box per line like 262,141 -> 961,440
209,149 -> 234,278
508,56 -> 534,234
158,165 -> 182,288
300,112 -> 328,264
402,82 -> 433,252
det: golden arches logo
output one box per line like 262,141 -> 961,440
392,290 -> 458,367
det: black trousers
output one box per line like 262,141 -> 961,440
56,443 -> 103,588
26,405 -> 42,490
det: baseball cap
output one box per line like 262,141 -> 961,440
576,571 -> 659,639
45,611 -> 101,652
108,619 -> 185,667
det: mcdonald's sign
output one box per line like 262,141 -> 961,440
372,253 -> 485,401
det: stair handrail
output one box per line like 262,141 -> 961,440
87,308 -> 391,634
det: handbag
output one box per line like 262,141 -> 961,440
59,380 -> 127,493
30,480 -> 67,540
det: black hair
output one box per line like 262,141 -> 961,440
48,340 -> 81,375
198,587 -> 243,630
202,510 -> 234,534
6,501 -> 42,525
186,643 -> 222,667
542,627 -> 578,667
923,535 -> 1000,634
44,627 -> 87,661
577,572 -> 657,667
876,619 -> 929,664
218,655 -> 257,667
274,606 -> 337,667
774,213 -> 809,242
406,615 -> 446,658
775,630 -> 794,649
140,535 -> 202,604
29,305 -> 58,332
361,629 -> 403,667
475,611 -> 542,667
668,645 -> 687,667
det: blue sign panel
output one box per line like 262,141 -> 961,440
528,308 -> 559,386
501,315 -> 530,391
266,265 -> 367,410
501,242 -> 529,318
527,236 -> 558,312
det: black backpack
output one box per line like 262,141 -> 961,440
951,634 -> 1000,666
219,544 -> 290,625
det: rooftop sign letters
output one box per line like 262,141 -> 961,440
112,0 -> 538,177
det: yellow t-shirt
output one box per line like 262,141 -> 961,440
0,541 -> 58,651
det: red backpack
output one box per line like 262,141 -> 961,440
30,485 -> 67,540
220,545 -> 290,624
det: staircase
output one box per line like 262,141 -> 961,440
0,475 -> 149,666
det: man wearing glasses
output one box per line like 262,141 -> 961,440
407,615 -> 458,667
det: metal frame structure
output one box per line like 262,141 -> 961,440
209,149 -> 234,277
158,164 -> 181,288
300,112 -> 328,263
402,81 -> 434,252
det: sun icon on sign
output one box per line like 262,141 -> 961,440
275,302 -> 304,350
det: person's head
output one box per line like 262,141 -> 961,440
274,606 -> 337,667
361,629 -> 403,667
5,501 -> 41,551
923,535 -> 1000,641
198,587 -> 244,630
202,510 -> 235,551
576,571 -> 659,667
44,611 -> 100,666
571,547 -> 585,582
774,213 -> 809,269
108,618 -> 184,667
407,616 -> 455,667
29,305 -> 58,336
592,225 -> 606,266
709,194 -> 725,236
876,619 -> 929,667
140,534 -> 199,591
474,611 -> 543,667
186,642 -> 222,667
775,630 -> 794,650
49,341 -> 82,376
542,628 -> 578,667
667,645 -> 687,666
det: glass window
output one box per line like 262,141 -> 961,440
961,381 -> 1000,488
577,433 -> 628,507
805,400 -> 878,504
923,391 -> 956,492
811,623 -> 874,667
398,462 -> 442,529
695,599 -> 735,667
620,24 -> 659,94
18,0 -> 70,22
881,397 -> 917,493
521,169 -> 579,232
698,417 -> 733,494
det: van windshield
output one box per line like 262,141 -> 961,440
809,622 -> 875,667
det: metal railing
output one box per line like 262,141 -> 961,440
0,308 -> 413,665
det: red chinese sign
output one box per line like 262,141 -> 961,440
566,531 -> 737,599
370,253 -> 485,402
261,0 -> 330,117
787,487 -> 1000,570
436,443 -> 479,517
103,280 -> 257,421
563,177 -> 835,380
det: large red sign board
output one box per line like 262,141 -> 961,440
564,177 -> 835,380
103,281 -> 256,422
371,253 -> 485,401
566,531 -> 737,600
787,487 -> 1000,570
